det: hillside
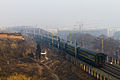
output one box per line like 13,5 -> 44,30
0,35 -> 37,80
0,34 -> 96,80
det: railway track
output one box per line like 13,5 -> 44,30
100,63 -> 120,80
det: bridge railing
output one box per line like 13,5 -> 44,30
106,56 -> 120,66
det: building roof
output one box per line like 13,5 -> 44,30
0,33 -> 22,36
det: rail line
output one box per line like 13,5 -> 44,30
105,63 -> 120,72
100,63 -> 120,80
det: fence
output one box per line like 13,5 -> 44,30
106,56 -> 120,66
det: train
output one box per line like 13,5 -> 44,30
37,35 -> 107,67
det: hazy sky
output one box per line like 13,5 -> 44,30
0,0 -> 120,27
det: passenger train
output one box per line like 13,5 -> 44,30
37,35 -> 107,67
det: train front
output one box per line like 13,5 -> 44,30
96,53 -> 107,67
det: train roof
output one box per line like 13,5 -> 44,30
0,32 -> 22,36
79,48 -> 106,56
78,48 -> 98,56
97,53 -> 107,56
66,43 -> 101,56
66,43 -> 96,53
60,40 -> 106,56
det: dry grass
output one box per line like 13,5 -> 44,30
0,73 -> 31,80
7,73 -> 31,80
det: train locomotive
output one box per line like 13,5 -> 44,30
41,35 -> 107,67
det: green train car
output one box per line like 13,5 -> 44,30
77,48 -> 106,67
38,35 -> 106,67
63,43 -> 106,67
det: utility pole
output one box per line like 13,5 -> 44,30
75,40 -> 77,58
52,32 -> 53,47
25,26 -> 27,34
57,28 -> 59,41
96,38 -> 104,53
101,39 -> 104,53
34,27 -> 36,37
69,32 -> 72,44
57,28 -> 60,48
80,24 -> 84,48
39,28 -> 40,35
75,23 -> 84,48
75,40 -> 77,64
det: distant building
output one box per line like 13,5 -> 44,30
107,27 -> 120,37
58,30 -> 80,40
113,31 -> 120,40
58,27 -> 120,40
58,29 -> 108,40
0,33 -> 23,40
83,29 -> 108,37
